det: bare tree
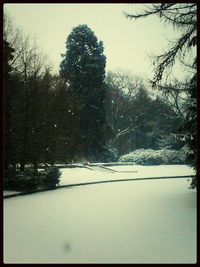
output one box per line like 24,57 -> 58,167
4,12 -> 50,171
124,3 -> 197,86
155,79 -> 190,120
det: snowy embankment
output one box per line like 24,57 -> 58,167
4,175 -> 196,263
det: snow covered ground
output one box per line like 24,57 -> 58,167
4,165 -> 196,263
3,191 -> 21,196
59,164 -> 195,186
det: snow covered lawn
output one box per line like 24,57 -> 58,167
4,167 -> 196,263
3,165 -> 195,198
59,164 -> 195,186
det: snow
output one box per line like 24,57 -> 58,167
3,191 -> 21,196
3,165 -> 194,198
4,165 -> 196,263
59,165 -> 195,186
4,175 -> 196,264
108,164 -> 194,176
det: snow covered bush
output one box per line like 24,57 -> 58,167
4,168 -> 44,192
119,148 -> 186,165
4,167 -> 21,191
4,166 -> 61,192
17,168 -> 44,191
42,166 -> 61,189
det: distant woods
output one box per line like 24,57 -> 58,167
3,7 -> 195,175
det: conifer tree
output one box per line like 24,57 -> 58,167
60,25 -> 106,161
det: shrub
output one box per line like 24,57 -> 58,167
14,168 -> 44,192
119,148 -> 186,165
4,166 -> 61,192
4,167 -> 21,190
43,166 -> 61,189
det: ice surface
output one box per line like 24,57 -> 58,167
4,166 -> 196,263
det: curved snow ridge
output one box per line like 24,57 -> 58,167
55,175 -> 195,190
4,165 -> 195,198
4,174 -> 195,199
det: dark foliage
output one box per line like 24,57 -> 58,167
43,167 -> 61,189
180,74 -> 197,171
60,25 -> 107,162
4,166 -> 61,192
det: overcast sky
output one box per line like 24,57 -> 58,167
4,3 -> 190,81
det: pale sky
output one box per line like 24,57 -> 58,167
4,3 -> 192,81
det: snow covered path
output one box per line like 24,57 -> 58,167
4,172 -> 196,263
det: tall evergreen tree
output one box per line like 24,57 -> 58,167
60,25 -> 106,162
